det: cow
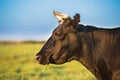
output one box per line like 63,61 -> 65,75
36,11 -> 120,80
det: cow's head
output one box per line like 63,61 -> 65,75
36,11 -> 81,65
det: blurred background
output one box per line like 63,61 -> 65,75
0,0 -> 120,80
0,0 -> 120,41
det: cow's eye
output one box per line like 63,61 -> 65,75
54,32 -> 65,40
57,33 -> 65,40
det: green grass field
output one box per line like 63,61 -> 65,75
0,42 -> 96,80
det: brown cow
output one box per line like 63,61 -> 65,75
36,11 -> 120,80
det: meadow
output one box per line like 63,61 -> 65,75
0,41 -> 96,80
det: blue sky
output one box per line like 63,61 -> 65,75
0,0 -> 120,41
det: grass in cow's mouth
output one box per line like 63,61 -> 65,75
0,41 -> 96,80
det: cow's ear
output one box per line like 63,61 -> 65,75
72,13 -> 80,28
53,10 -> 70,21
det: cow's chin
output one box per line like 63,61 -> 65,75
38,59 -> 49,65
49,54 -> 56,64
48,54 -> 68,65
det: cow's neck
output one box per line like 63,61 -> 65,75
74,25 -> 119,80
76,29 -> 112,80
77,29 -> 97,77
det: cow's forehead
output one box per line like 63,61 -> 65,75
54,25 -> 63,33
52,26 -> 62,34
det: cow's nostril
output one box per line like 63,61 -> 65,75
35,56 -> 41,61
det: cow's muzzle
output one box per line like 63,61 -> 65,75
35,54 -> 56,65
35,55 -> 41,62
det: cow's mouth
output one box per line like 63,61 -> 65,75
49,54 -> 56,64
35,54 -> 55,65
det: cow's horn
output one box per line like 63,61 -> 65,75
53,10 -> 70,21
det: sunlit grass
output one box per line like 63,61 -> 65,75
0,42 -> 96,80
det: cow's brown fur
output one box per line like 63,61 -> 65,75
36,11 -> 120,80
